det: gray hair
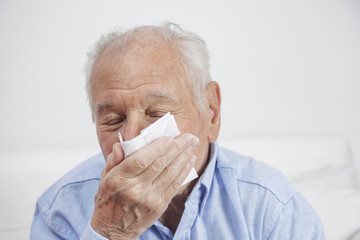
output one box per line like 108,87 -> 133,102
84,22 -> 212,114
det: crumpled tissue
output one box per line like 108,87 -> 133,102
118,112 -> 198,186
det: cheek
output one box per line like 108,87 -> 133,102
176,114 -> 208,140
97,130 -> 119,159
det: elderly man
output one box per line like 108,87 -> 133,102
31,23 -> 325,239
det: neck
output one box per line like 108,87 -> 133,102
158,180 -> 196,234
159,143 -> 212,234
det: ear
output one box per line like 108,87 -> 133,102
205,81 -> 221,143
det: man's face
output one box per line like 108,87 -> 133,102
90,40 -> 212,173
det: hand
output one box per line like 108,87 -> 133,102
90,133 -> 199,239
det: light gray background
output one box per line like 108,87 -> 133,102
1,0 -> 359,165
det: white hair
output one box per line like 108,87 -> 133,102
84,22 -> 212,114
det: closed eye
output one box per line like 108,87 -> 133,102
146,110 -> 167,118
103,115 -> 126,126
105,119 -> 123,125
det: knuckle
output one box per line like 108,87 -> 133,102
127,184 -> 142,199
142,197 -> 158,214
169,180 -> 181,193
157,155 -> 168,166
165,166 -> 177,178
150,155 -> 167,173
149,164 -> 159,174
183,146 -> 194,156
173,133 -> 193,152
132,154 -> 148,170
103,176 -> 117,193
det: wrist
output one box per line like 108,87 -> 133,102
91,218 -> 139,240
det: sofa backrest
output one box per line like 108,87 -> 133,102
218,134 -> 353,181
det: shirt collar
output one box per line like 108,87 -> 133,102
190,142 -> 218,216
152,143 -> 219,233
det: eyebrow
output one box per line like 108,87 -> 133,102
96,102 -> 114,115
146,91 -> 177,104
147,91 -> 170,99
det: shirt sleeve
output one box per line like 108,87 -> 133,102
80,222 -> 109,240
267,192 -> 326,240
30,203 -> 66,239
31,201 -> 109,240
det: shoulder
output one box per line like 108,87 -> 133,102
214,144 -> 325,238
216,144 -> 297,205
36,153 -> 105,221
268,191 -> 325,239
32,153 -> 105,238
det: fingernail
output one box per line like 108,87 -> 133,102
191,137 -> 200,150
183,133 -> 193,144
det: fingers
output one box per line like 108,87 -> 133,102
118,133 -> 197,178
139,133 -> 199,183
154,146 -> 197,193
161,155 -> 196,201
92,133 -> 200,239
102,142 -> 124,177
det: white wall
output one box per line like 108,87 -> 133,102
1,0 -> 359,164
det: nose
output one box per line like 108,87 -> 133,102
120,113 -> 146,141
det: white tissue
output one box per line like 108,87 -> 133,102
118,112 -> 198,186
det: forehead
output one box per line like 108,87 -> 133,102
92,39 -> 187,91
90,38 -> 195,112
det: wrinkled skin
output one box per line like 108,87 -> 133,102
90,29 -> 221,239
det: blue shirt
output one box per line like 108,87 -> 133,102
31,143 -> 325,239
